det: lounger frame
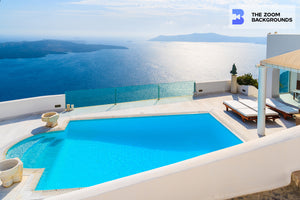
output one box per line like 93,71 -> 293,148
266,105 -> 300,119
224,103 -> 280,122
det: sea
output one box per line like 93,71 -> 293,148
0,40 -> 266,102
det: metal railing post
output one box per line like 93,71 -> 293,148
114,88 -> 117,105
158,84 -> 160,100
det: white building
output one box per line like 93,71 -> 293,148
257,33 -> 300,136
266,33 -> 300,105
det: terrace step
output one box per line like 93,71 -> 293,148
228,171 -> 300,200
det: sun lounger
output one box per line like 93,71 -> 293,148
266,98 -> 299,119
223,100 -> 279,122
239,99 -> 280,117
223,100 -> 257,122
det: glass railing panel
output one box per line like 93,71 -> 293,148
65,81 -> 195,108
159,81 -> 195,98
65,88 -> 115,107
116,84 -> 158,103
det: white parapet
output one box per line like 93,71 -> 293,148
0,95 -> 65,121
194,80 -> 231,96
238,85 -> 258,97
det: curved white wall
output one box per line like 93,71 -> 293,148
0,95 -> 65,121
46,125 -> 300,200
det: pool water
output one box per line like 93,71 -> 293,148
7,113 -> 242,190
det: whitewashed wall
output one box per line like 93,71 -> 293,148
238,85 -> 258,97
194,80 -> 231,96
46,125 -> 300,200
0,95 -> 65,121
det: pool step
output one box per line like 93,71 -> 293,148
228,170 -> 300,200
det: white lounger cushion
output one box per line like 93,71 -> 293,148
239,99 -> 257,108
239,99 -> 279,116
276,106 -> 299,114
266,98 -> 286,107
224,100 -> 257,117
265,109 -> 279,116
266,98 -> 299,114
224,100 -> 249,110
237,108 -> 257,117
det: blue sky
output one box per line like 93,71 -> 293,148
0,0 -> 299,39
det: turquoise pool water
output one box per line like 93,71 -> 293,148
7,113 -> 242,190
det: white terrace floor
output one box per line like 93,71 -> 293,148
0,92 -> 297,200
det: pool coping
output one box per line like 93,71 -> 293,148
1,110 -> 246,196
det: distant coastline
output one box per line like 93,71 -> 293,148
150,33 -> 266,44
0,40 -> 128,59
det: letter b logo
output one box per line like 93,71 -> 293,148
232,9 -> 244,25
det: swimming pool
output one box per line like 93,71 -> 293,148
6,113 -> 242,190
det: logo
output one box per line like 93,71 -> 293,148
232,9 -> 244,25
230,5 -> 295,29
